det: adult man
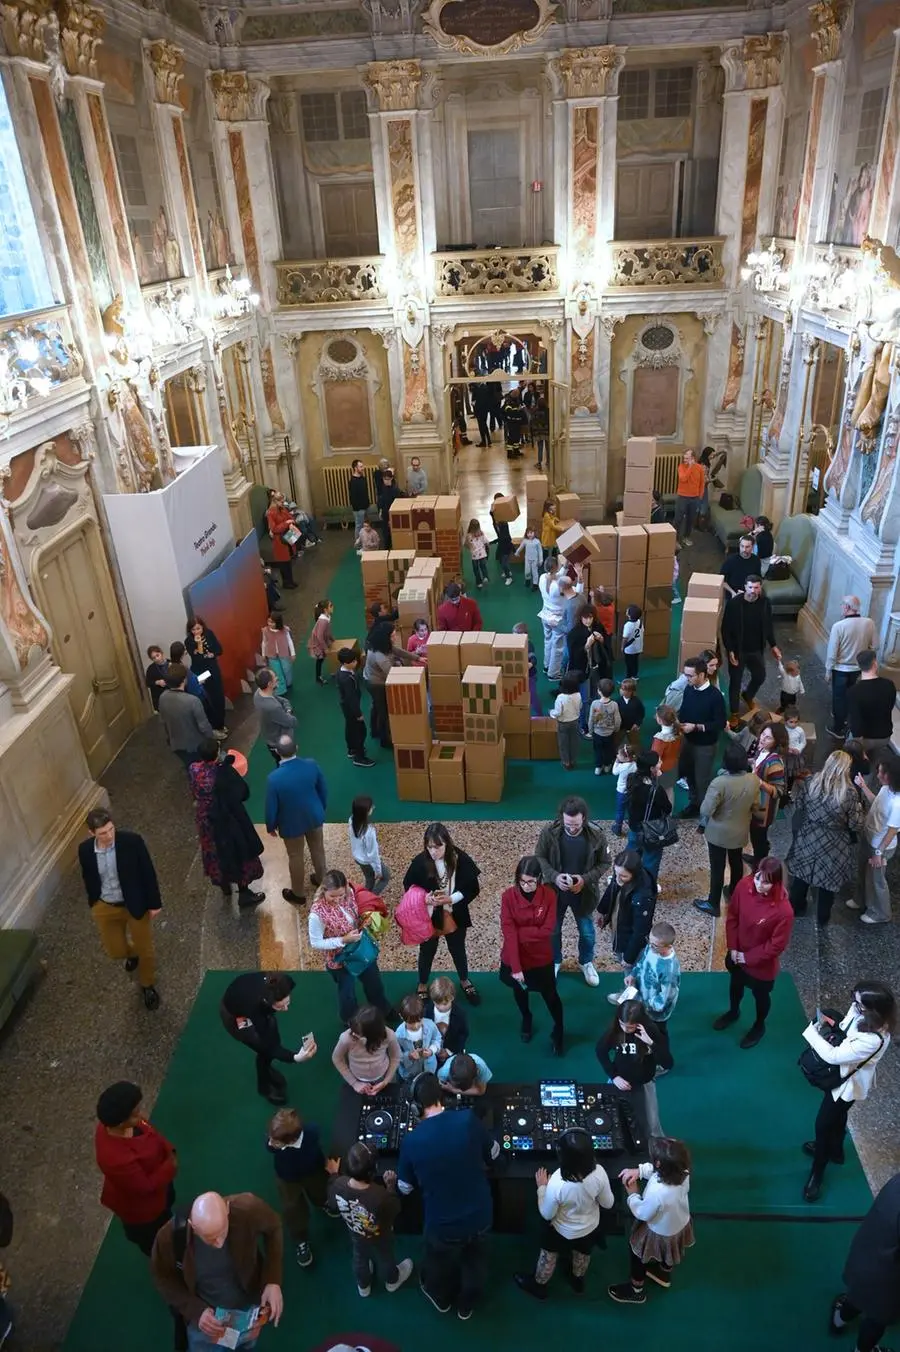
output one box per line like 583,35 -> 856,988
254,669 -> 296,763
220,971 -> 316,1103
397,1072 -> 498,1320
825,596 -> 876,738
94,1081 -> 177,1255
502,390 -> 528,460
151,1191 -> 283,1350
78,808 -> 161,1010
674,448 -> 704,546
377,469 -> 401,548
535,796 -> 610,986
721,576 -> 781,718
675,656 -> 728,819
851,754 -> 900,925
827,1171 -> 900,1349
848,650 -> 897,764
158,663 -> 214,769
720,536 -> 758,598
436,582 -> 483,633
265,735 -> 327,905
336,648 -> 375,768
407,456 -> 428,496
348,460 -> 370,536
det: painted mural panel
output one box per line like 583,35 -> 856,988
773,35 -> 814,239
826,12 -> 894,245
632,366 -> 679,437
183,64 -> 234,270
57,100 -> 114,313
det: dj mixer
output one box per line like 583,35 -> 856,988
499,1080 -> 639,1157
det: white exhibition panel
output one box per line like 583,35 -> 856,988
104,449 -> 235,663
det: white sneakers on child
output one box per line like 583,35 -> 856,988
386,1259 -> 414,1293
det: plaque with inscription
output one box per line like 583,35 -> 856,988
423,0 -> 556,53
631,366 -> 679,438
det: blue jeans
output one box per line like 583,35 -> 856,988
626,828 -> 662,883
831,669 -> 859,733
614,790 -> 628,830
545,625 -> 566,678
553,894 -> 595,965
329,961 -> 389,1025
360,862 -> 391,895
188,1325 -> 257,1350
353,508 -> 367,534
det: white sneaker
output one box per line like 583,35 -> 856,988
606,992 -> 622,1005
581,962 -> 600,987
845,898 -> 862,910
861,913 -> 886,925
386,1258 -> 414,1292
359,1260 -> 374,1296
505,576 -> 513,586
676,777 -> 689,790
594,767 -> 601,776
554,962 -> 561,978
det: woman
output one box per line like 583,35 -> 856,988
266,489 -> 298,588
500,855 -> 564,1055
94,1080 -> 177,1255
801,981 -> 895,1201
567,604 -> 611,732
698,647 -> 721,689
596,850 -> 657,973
712,858 -> 793,1049
624,750 -> 671,885
261,611 -> 295,694
189,740 -> 265,908
220,971 -> 317,1104
693,742 -> 759,917
331,1005 -> 401,1096
308,869 -> 393,1025
185,615 -> 227,735
363,621 -> 411,748
596,997 -> 672,1139
786,751 -> 865,926
748,722 -> 787,867
404,823 -> 481,1005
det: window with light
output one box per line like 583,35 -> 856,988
0,78 -> 55,318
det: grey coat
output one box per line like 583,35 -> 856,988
700,771 -> 760,849
784,780 -> 865,892
158,688 -> 213,752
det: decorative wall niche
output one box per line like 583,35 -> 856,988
619,320 -> 693,442
312,333 -> 380,456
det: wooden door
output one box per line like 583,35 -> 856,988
615,162 -> 676,238
320,182 -> 379,257
36,522 -> 137,777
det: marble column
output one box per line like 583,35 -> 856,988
795,1 -> 853,252
868,28 -> 900,250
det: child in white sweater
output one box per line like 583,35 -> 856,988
348,795 -> 390,895
551,672 -> 583,770
464,518 -> 489,588
609,1137 -> 694,1305
517,527 -> 544,591
613,743 -> 637,835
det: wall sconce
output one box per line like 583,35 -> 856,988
741,239 -> 788,293
214,265 -> 260,320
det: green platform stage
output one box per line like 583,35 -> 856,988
64,972 -> 870,1352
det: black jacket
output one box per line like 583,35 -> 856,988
626,778 -> 671,832
220,972 -> 294,1062
842,1173 -> 900,1325
423,998 -> 469,1054
378,482 -> 402,521
491,514 -> 513,560
403,849 -> 481,931
348,473 -> 370,511
208,760 -> 264,879
617,694 -> 645,733
336,668 -> 363,720
597,866 -> 657,966
78,830 -> 162,921
595,1015 -> 672,1086
722,593 -> 776,657
535,818 -> 610,916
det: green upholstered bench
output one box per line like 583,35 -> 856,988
710,465 -> 764,548
763,514 -> 815,618
0,930 -> 40,1032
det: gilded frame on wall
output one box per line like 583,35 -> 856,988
421,0 -> 558,56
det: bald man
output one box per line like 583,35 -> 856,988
152,1191 -> 283,1349
826,596 -> 877,738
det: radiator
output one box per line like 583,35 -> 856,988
654,453 -> 681,497
320,464 -> 377,512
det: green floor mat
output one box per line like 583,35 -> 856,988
247,547 -> 685,822
64,972 -> 872,1351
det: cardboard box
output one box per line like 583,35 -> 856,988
429,672 -> 462,704
624,463 -> 655,494
687,572 -> 726,605
501,704 -> 531,735
557,522 -> 601,567
616,561 -> 646,594
646,555 -> 676,589
429,743 -> 466,803
626,436 -> 657,468
681,597 -> 720,641
643,586 -> 671,613
643,522 -> 677,557
434,495 -> 461,530
586,525 -> 617,560
491,494 -> 519,523
426,631 -> 462,674
461,665 -> 503,705
394,744 -> 431,801
360,551 -> 390,585
465,769 -> 504,803
556,492 -> 581,521
464,739 -> 505,774
387,550 -> 417,604
616,525 -> 648,562
622,491 -> 652,521
386,668 -> 431,745
326,638 -> 360,674
530,716 -> 558,760
492,634 -> 530,705
525,473 -> 549,500
397,584 -> 435,630
643,610 -> 671,637
460,633 -> 497,671
505,732 -> 531,759
433,704 -> 464,739
643,631 -> 670,659
388,499 -> 415,530
588,560 -> 617,591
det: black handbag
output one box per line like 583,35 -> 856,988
638,786 -> 679,849
798,1019 -> 883,1092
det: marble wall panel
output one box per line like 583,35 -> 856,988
739,97 -> 767,265
57,98 -> 114,313
795,73 -> 824,249
402,342 -> 434,423
387,118 -> 419,273
173,114 -> 206,276
228,129 -> 261,294
571,328 -> 598,415
721,321 -> 745,411
260,342 -> 286,432
87,93 -> 139,297
571,104 -> 598,264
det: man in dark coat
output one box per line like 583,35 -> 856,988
377,469 -> 402,548
829,1172 -> 900,1348
535,797 -> 609,986
721,576 -> 782,717
220,972 -> 317,1103
78,808 -> 162,1010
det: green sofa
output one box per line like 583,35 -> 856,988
763,514 -> 815,618
709,464 -> 764,548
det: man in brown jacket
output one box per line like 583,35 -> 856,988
152,1191 -> 283,1348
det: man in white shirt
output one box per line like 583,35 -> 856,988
825,596 -> 876,739
850,754 -> 900,924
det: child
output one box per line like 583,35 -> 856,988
356,520 -> 381,553
394,993 -> 441,1080
337,649 -> 374,769
540,499 -> 562,563
145,645 -> 168,711
325,1143 -> 412,1297
307,600 -> 333,685
266,1107 -> 328,1268
261,611 -> 295,694
651,705 -> 682,791
491,493 -> 515,585
517,526 -> 543,591
784,709 -> 807,786
672,547 -> 681,605
609,1137 -> 693,1305
464,518 -> 489,588
349,795 -> 390,894
331,1007 -> 401,1094
777,658 -> 805,711
514,621 -> 541,716
406,618 -> 430,662
617,677 -> 646,749
752,515 -> 775,574
595,998 -> 672,1142
622,605 -> 644,680
169,639 -> 206,704
613,743 -> 638,836
550,672 -> 583,770
424,975 -> 469,1063
514,1130 -> 615,1301
592,588 -> 616,642
609,922 -> 681,1068
437,1049 -> 493,1097
589,678 -> 621,775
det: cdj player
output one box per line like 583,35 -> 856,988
357,1095 -> 412,1153
500,1080 -> 636,1157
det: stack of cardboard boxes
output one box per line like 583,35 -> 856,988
616,525 -> 647,616
622,437 -> 656,525
360,551 -> 391,627
397,578 -> 438,636
386,550 -> 416,609
557,522 -> 602,571
386,667 -> 432,801
426,631 -> 464,741
525,474 -> 548,532
643,522 -> 677,659
434,495 -> 462,577
462,664 -> 505,802
586,526 -> 617,594
428,743 -> 466,804
492,632 -> 531,758
388,494 -> 462,579
678,571 -> 726,670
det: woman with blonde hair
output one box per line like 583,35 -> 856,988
785,750 -> 865,926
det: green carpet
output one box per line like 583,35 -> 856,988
65,971 -> 871,1351
247,546 -> 684,822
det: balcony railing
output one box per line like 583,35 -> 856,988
609,238 -> 725,288
275,258 -> 387,307
433,247 -> 560,298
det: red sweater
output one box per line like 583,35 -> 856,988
500,883 -> 558,972
725,875 -> 794,981
95,1120 -> 177,1224
437,597 -> 483,632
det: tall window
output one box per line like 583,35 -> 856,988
619,67 -> 693,122
855,87 -> 887,167
0,79 -> 55,317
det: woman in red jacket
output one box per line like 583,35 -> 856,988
94,1080 -> 177,1255
711,857 -> 794,1049
500,855 -> 564,1055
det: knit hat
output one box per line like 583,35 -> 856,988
96,1081 -> 142,1127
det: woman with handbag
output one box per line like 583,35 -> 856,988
266,489 -> 299,589
624,750 -> 673,885
308,870 -> 395,1025
800,981 -> 895,1202
404,823 -> 482,1005
711,858 -> 793,1050
500,855 -> 564,1056
786,751 -> 866,926
748,723 -> 788,868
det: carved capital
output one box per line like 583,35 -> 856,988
1,0 -> 54,62
555,46 -> 625,100
200,4 -> 245,47
364,59 -> 422,112
281,333 -> 302,360
721,33 -> 786,92
269,92 -> 298,136
69,419 -> 97,460
208,69 -> 271,122
146,39 -> 184,106
695,310 -> 722,336
57,0 -> 104,77
809,0 -> 850,65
